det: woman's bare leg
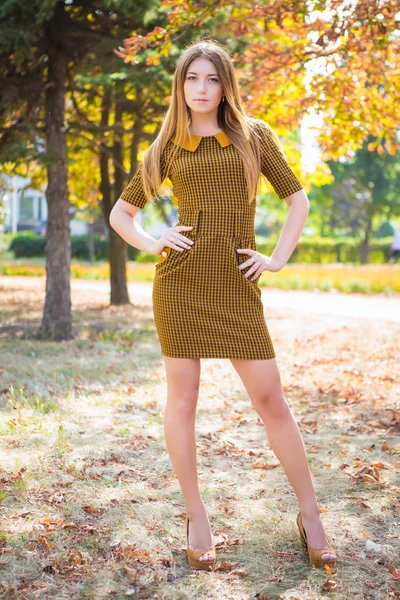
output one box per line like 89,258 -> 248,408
230,357 -> 336,561
163,356 -> 214,561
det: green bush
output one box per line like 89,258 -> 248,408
8,233 -> 141,261
9,233 -> 46,257
8,232 -> 393,264
255,236 -> 392,264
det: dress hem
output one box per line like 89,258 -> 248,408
161,352 -> 276,360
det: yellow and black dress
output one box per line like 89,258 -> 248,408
120,119 -> 304,359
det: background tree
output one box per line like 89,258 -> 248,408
0,0 -> 155,338
67,57 -> 176,303
312,138 -> 400,262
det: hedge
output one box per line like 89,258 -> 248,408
255,236 -> 393,264
8,232 -> 394,264
9,233 -> 141,261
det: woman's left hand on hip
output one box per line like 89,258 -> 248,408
236,249 -> 285,278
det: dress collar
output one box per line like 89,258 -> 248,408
171,130 -> 232,152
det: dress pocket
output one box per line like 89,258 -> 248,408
155,210 -> 201,277
155,243 -> 196,277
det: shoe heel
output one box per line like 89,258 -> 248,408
296,512 -> 337,569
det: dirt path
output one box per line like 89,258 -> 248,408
1,275 -> 399,322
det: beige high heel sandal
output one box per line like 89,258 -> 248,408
186,515 -> 216,571
296,512 -> 337,569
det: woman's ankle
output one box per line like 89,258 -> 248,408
299,504 -> 321,520
186,501 -> 208,520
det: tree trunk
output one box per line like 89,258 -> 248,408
88,222 -> 95,262
129,93 -> 142,177
110,87 -> 130,305
39,3 -> 72,340
360,216 -> 372,264
100,88 -> 130,305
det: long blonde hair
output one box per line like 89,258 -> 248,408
141,38 -> 269,205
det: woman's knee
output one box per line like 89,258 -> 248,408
251,391 -> 292,420
163,357 -> 200,419
165,391 -> 199,420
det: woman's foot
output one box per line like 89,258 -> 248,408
187,509 -> 214,562
300,511 -> 336,561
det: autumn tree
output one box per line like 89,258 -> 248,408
67,61 -> 175,303
0,0 -> 158,338
114,0 -> 399,260
117,0 -> 399,157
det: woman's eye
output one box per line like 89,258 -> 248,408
187,76 -> 219,82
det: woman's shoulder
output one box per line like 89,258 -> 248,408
245,116 -> 273,135
160,137 -> 176,161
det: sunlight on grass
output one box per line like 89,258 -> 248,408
0,283 -> 399,599
1,260 -> 399,294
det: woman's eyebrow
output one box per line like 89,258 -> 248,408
187,71 -> 219,76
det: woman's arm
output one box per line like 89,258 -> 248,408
257,119 -> 309,269
237,121 -> 310,277
109,145 -> 172,256
271,188 -> 310,268
109,199 -> 159,255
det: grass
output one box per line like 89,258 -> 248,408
0,280 -> 399,599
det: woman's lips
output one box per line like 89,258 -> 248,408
194,99 -> 208,102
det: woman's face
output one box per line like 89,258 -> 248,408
183,57 -> 224,117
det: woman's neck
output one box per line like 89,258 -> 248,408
188,115 -> 221,136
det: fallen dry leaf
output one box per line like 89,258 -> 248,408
227,568 -> 248,577
250,461 -> 280,470
61,522 -> 78,529
322,578 -> 337,591
124,566 -> 138,582
324,563 -> 334,575
388,563 -> 400,579
215,559 -> 241,571
81,504 -> 102,515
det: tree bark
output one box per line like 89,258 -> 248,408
39,3 -> 72,340
360,215 -> 372,264
88,222 -> 95,262
101,87 -> 130,305
100,90 -> 112,223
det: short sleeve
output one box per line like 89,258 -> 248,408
256,120 -> 304,199
120,163 -> 147,208
120,141 -> 171,209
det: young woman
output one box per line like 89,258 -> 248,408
110,39 -> 337,572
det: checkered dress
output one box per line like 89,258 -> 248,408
120,119 -> 304,359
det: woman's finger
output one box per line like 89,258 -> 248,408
168,227 -> 195,251
237,249 -> 257,270
243,263 -> 259,278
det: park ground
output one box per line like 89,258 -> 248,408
0,276 -> 399,599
